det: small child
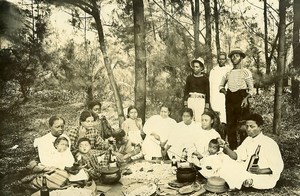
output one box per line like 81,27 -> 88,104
192,138 -> 226,178
121,106 -> 144,161
50,136 -> 75,170
76,137 -> 108,180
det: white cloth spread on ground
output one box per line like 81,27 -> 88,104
219,132 -> 284,189
142,115 -> 176,160
209,65 -> 232,123
167,121 -> 201,159
34,132 -> 73,168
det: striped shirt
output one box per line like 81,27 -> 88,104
219,68 -> 254,96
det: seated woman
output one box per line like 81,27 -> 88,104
142,104 -> 177,161
192,111 -> 221,156
165,108 -> 200,160
87,101 -> 114,140
22,116 -> 78,190
68,110 -> 109,152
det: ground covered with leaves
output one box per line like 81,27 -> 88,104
0,90 -> 300,196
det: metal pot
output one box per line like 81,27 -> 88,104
101,167 -> 121,184
176,166 -> 196,183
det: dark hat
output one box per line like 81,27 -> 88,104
228,48 -> 246,59
190,57 -> 205,69
244,113 -> 264,126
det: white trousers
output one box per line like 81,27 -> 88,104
187,97 -> 205,122
219,157 -> 280,190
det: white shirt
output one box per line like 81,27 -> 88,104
142,115 -> 177,160
209,65 -> 232,123
34,132 -> 73,167
235,132 -> 284,177
194,128 -> 221,154
167,121 -> 201,159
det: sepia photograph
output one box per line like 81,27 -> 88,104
0,0 -> 299,195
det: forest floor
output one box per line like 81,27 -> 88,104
0,90 -> 300,196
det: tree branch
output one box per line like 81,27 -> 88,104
152,0 -> 194,39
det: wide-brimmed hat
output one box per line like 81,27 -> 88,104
228,48 -> 246,59
190,57 -> 205,69
204,176 -> 228,193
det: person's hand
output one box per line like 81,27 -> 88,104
241,97 -> 248,108
192,151 -> 203,159
220,88 -> 227,95
78,126 -> 87,138
217,138 -> 227,148
44,166 -> 56,174
151,133 -> 160,141
65,166 -> 80,175
249,166 -> 260,174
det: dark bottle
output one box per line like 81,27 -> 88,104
246,145 -> 261,172
40,175 -> 49,196
180,148 -> 188,162
171,155 -> 177,174
108,149 -> 117,168
171,156 -> 177,167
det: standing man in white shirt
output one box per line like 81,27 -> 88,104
209,52 -> 232,139
219,48 -> 254,149
219,113 -> 284,190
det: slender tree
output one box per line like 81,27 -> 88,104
190,0 -> 201,58
204,0 -> 212,71
273,0 -> 287,135
292,0 -> 300,101
213,0 -> 220,55
133,0 -> 147,123
48,0 -> 125,125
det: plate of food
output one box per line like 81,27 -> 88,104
126,183 -> 157,196
178,184 -> 194,195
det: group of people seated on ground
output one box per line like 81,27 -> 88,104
22,99 -> 284,192
21,48 -> 283,192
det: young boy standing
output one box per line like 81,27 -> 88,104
184,57 -> 210,122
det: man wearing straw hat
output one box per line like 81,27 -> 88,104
219,48 -> 254,150
184,57 -> 210,122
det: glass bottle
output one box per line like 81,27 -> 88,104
246,145 -> 261,172
40,175 -> 49,196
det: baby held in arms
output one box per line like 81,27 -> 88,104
192,138 -> 228,178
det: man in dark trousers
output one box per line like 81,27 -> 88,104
219,48 -> 254,149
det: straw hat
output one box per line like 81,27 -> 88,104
228,48 -> 246,59
190,57 -> 205,69
204,176 -> 228,193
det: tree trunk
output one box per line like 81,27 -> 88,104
273,0 -> 286,135
292,0 -> 300,101
204,0 -> 212,72
191,0 -> 201,58
213,0 -> 220,55
91,1 -> 125,126
86,85 -> 93,102
264,0 -> 270,75
133,0 -> 147,124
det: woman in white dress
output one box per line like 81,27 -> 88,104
142,105 -> 177,160
166,108 -> 201,160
